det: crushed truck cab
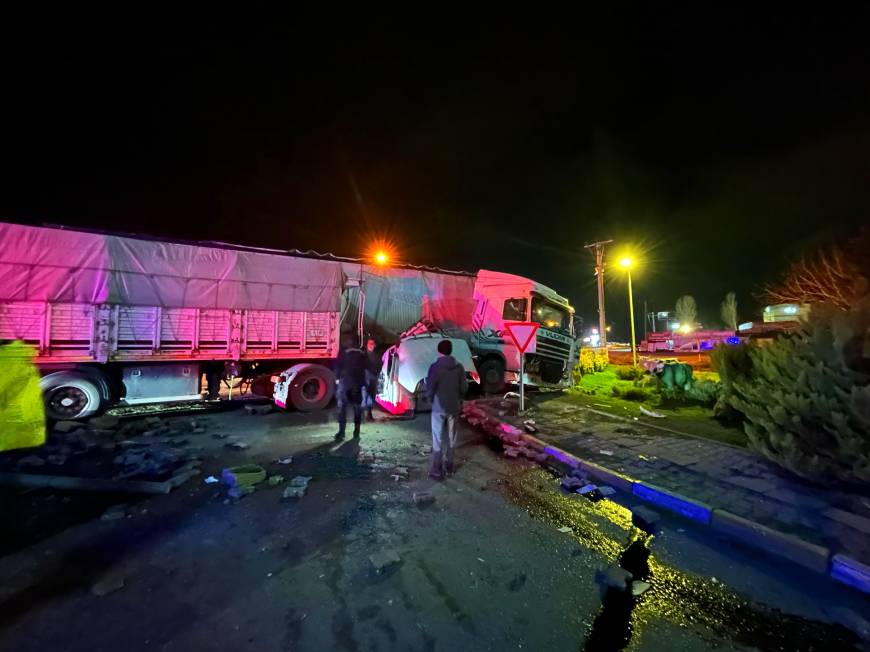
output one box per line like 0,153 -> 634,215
376,332 -> 478,416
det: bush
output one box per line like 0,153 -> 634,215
710,343 -> 753,420
615,365 -> 644,381
575,348 -> 609,379
612,386 -> 649,402
723,298 -> 870,486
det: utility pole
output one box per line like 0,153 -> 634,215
584,240 -> 613,348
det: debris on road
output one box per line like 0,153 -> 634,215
204,475 -> 219,484
16,455 -> 46,468
91,572 -> 126,597
100,504 -> 129,521
276,457 -> 293,465
267,474 -> 285,486
632,580 -> 651,596
560,475 -> 587,491
639,406 -> 665,418
228,485 -> 255,499
413,491 -> 435,506
290,475 -> 313,487
221,464 -> 267,488
557,526 -> 572,533
598,485 -> 617,497
598,566 -> 633,591
225,439 -> 250,450
282,485 -> 307,499
369,549 -> 401,574
523,419 -> 538,434
503,446 -> 522,459
54,421 -> 83,434
599,449 -> 613,456
632,505 -> 661,533
394,466 -> 409,477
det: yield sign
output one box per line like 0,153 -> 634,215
505,321 -> 539,353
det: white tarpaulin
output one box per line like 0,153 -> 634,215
0,222 -> 344,311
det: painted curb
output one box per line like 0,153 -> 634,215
711,509 -> 830,574
633,482 -> 712,525
830,554 -> 870,594
462,402 -> 870,596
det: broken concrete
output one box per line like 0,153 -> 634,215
369,549 -> 401,573
88,414 -> 120,430
282,485 -> 306,499
632,506 -> 661,533
599,566 -> 633,591
413,491 -> 435,506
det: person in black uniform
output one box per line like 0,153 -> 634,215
334,336 -> 368,440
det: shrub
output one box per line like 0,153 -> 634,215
612,386 -> 649,402
710,343 -> 754,421
724,298 -> 870,486
575,348 -> 609,378
615,365 -> 644,381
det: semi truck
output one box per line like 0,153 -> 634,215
0,221 -> 577,420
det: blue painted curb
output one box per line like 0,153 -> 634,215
632,482 -> 712,525
830,554 -> 870,594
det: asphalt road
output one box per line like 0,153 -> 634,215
0,403 -> 866,651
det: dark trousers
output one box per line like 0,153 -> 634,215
336,381 -> 362,435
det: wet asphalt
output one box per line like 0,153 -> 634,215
0,404 -> 866,651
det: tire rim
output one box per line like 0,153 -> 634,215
301,377 -> 326,402
48,386 -> 89,418
485,367 -> 501,385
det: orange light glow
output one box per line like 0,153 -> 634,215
375,251 -> 389,265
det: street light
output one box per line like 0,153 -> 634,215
618,256 -> 638,367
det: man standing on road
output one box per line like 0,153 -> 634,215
334,336 -> 367,440
363,337 -> 380,421
426,339 -> 468,480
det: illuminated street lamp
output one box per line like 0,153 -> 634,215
618,256 -> 638,367
374,250 -> 390,266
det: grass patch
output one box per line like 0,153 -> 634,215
565,365 -> 747,447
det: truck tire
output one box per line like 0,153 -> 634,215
288,365 -> 335,412
41,372 -> 103,421
478,358 -> 506,394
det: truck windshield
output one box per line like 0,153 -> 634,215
531,297 -> 570,333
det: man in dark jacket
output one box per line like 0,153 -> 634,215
426,339 -> 468,479
335,336 -> 367,440
363,338 -> 380,420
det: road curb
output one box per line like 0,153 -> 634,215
461,402 -> 870,596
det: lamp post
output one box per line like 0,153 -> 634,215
619,256 -> 638,367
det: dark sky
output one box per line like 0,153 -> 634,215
3,10 -> 869,339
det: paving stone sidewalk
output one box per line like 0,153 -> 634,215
479,396 -> 870,566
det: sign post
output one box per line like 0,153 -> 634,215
504,321 -> 539,413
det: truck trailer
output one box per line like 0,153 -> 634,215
0,222 -> 577,419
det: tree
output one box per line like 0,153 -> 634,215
723,296 -> 870,486
675,295 -> 697,328
763,240 -> 869,311
720,292 -> 738,330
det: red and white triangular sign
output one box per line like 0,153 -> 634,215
505,321 -> 539,353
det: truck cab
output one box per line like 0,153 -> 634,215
472,270 -> 576,393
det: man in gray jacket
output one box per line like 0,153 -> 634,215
426,339 -> 468,480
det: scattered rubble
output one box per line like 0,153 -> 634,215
16,455 -> 46,469
369,549 -> 401,573
91,572 -> 126,597
204,475 -> 219,484
221,465 -> 266,488
276,456 -> 293,465
228,485 -> 255,499
290,475 -> 312,487
100,504 -> 129,521
598,485 -> 616,497
560,475 -> 587,491
225,439 -> 250,450
88,414 -> 120,430
631,580 -> 651,596
413,491 -> 435,506
267,474 -> 285,486
598,566 -> 633,591
556,526 -> 572,533
631,506 -> 661,533
283,485 -> 307,499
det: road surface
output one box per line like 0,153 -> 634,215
0,403 -> 865,651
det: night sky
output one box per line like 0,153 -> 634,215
3,11 -> 869,339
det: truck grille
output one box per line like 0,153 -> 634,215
534,335 -> 572,362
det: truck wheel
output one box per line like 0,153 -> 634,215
41,372 -> 103,421
478,359 -> 506,394
288,365 -> 336,412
